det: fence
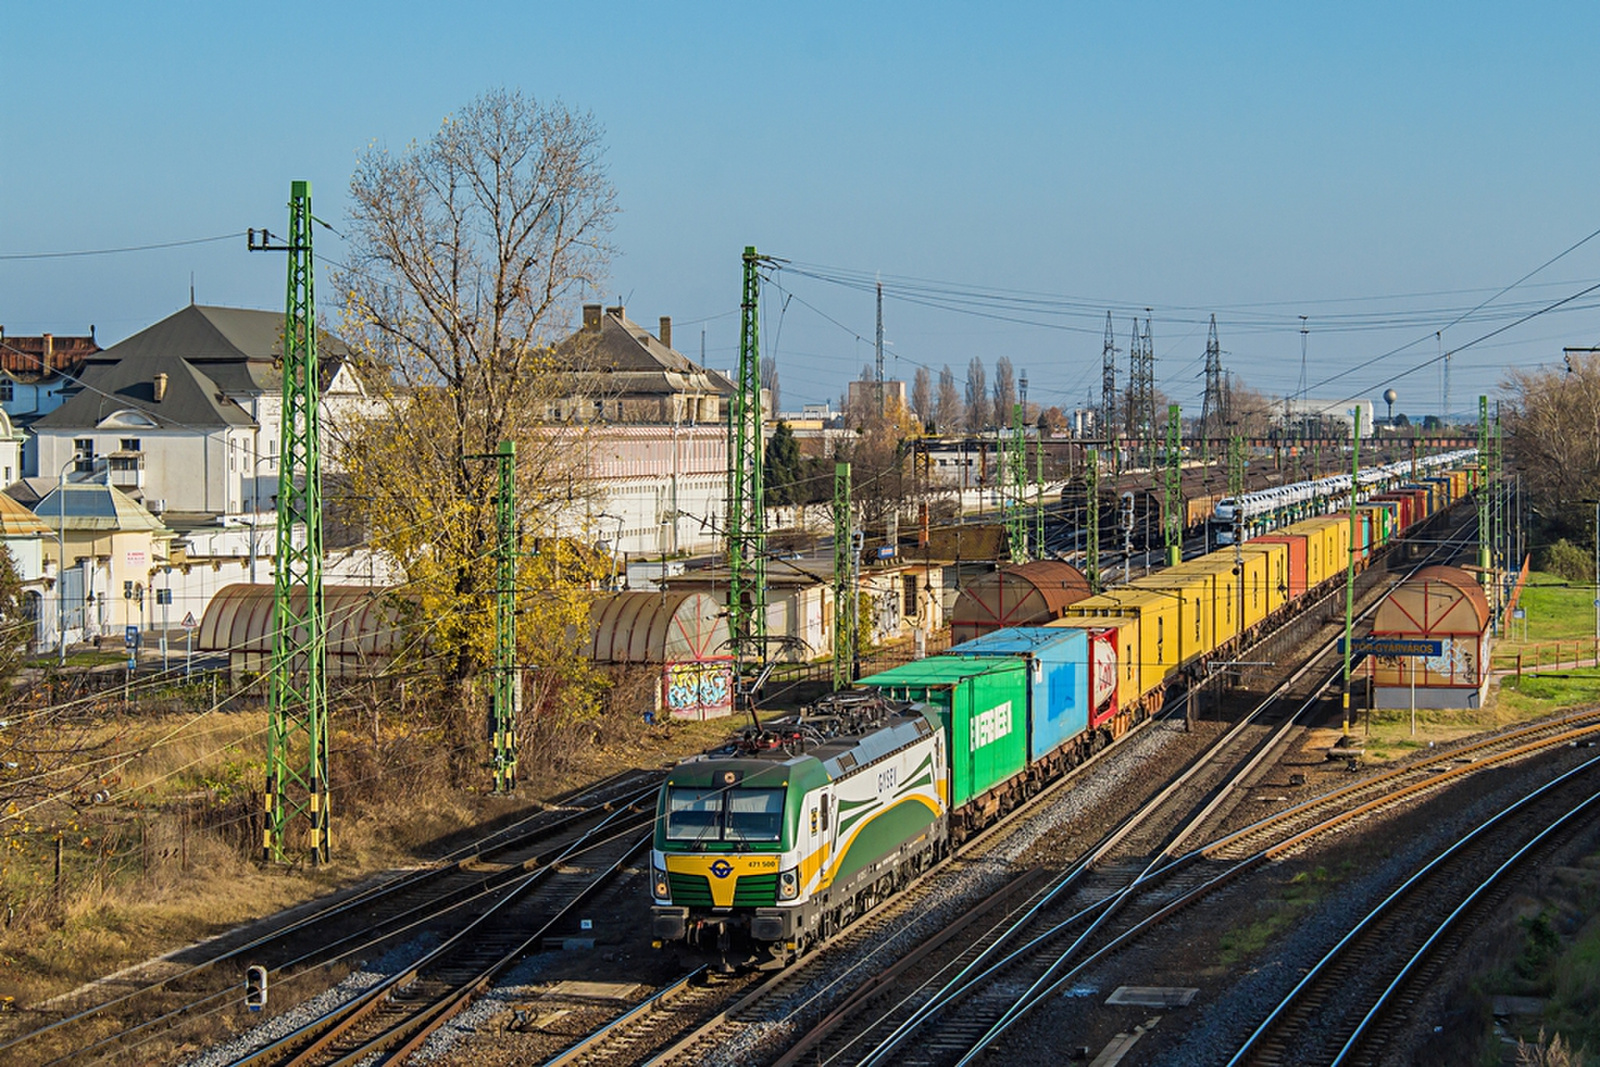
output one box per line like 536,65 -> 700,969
1491,639 -> 1600,679
765,631 -> 955,687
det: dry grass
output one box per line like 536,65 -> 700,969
0,691 -> 756,1010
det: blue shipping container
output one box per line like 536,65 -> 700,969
947,626 -> 1089,763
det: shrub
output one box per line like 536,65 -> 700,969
1539,540 -> 1596,585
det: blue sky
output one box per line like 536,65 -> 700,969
6,2 -> 1598,420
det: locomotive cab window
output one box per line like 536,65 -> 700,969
664,788 -> 722,841
725,788 -> 785,842
665,785 -> 785,843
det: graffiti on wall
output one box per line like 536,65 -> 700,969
663,659 -> 734,718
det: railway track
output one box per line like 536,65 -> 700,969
1227,753 -> 1600,1067
2,768 -> 664,1067
225,803 -> 653,1066
510,513 -> 1488,1067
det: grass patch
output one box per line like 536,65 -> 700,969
0,696 -> 759,1012
1358,700 -> 1561,761
1503,573 -> 1599,648
1477,853 -> 1600,1059
1218,864 -> 1349,967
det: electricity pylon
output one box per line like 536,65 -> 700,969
832,462 -> 855,690
254,181 -> 329,865
727,247 -> 772,697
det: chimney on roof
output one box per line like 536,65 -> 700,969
42,334 -> 53,362
659,316 -> 672,350
582,304 -> 602,333
605,305 -> 624,321
153,373 -> 168,403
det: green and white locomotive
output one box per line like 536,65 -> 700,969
650,693 -> 948,967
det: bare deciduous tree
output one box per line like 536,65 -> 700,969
936,365 -> 963,433
338,88 -> 619,692
965,358 -> 990,432
911,367 -> 932,428
760,356 -> 780,414
992,357 -> 1016,426
1505,350 -> 1600,546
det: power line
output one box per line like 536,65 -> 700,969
0,232 -> 244,261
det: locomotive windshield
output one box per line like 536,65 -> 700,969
664,786 -> 785,843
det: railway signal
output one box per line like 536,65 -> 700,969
245,965 -> 268,1012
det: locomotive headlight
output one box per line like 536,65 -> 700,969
652,863 -> 670,902
778,867 -> 800,901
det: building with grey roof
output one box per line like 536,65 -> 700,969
30,303 -> 372,520
550,304 -> 737,424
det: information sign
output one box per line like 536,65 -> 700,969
1337,637 -> 1443,657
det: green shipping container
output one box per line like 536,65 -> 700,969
857,655 -> 1029,809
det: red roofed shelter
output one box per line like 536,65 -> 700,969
1369,564 -> 1492,709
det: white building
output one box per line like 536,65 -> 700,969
32,304 -> 373,521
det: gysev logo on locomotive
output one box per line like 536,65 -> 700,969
970,701 -> 1013,751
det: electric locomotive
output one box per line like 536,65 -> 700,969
650,692 -> 947,968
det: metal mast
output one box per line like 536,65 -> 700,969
832,462 -> 855,690
1164,403 -> 1182,566
728,247 -> 770,695
1128,315 -> 1156,463
1086,448 -> 1101,593
1006,401 -> 1029,562
1101,311 -> 1117,442
262,181 -> 328,865
1340,408 -> 1361,734
1477,395 -> 1491,601
1200,315 -> 1223,460
490,441 -> 517,792
1034,424 -> 1045,561
875,280 -> 885,418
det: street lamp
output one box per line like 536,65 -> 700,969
55,450 -> 80,667
249,453 -> 277,583
1585,499 -> 1600,659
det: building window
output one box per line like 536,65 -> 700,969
0,380 -> 11,402
73,439 -> 95,472
902,574 -> 918,617
120,438 -> 141,453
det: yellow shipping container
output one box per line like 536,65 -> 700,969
1185,556 -> 1243,651
1242,540 -> 1291,622
1129,568 -> 1217,662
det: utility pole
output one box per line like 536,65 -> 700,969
1101,311 -> 1118,452
1477,395 -> 1491,603
728,247 -> 772,702
1034,430 -> 1045,562
251,181 -> 329,865
1341,408 -> 1361,735
1127,315 -> 1157,467
489,442 -> 517,792
875,279 -> 885,418
832,462 -> 855,691
1484,404 -> 1497,630
1006,402 -> 1029,562
1086,448 -> 1101,594
1164,403 -> 1182,566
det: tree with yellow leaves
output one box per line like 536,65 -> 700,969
334,89 -> 619,737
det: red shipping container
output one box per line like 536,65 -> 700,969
1250,534 -> 1310,600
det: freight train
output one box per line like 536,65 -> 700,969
1211,449 -> 1476,544
649,455 -> 1481,966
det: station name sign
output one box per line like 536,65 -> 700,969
1338,637 -> 1443,657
